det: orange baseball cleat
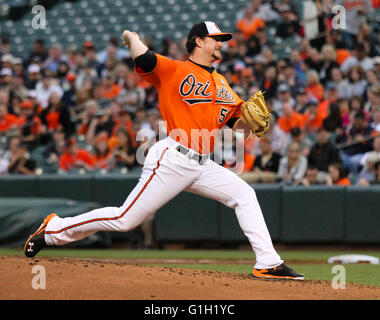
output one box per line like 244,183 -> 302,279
24,213 -> 57,258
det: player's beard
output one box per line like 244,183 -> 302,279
211,49 -> 222,61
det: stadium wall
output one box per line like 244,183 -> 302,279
0,176 -> 379,244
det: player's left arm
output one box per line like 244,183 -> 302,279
229,89 -> 272,139
230,117 -> 252,138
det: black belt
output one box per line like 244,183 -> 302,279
175,145 -> 212,165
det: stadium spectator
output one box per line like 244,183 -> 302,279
278,61 -> 304,97
303,99 -> 325,134
25,64 -> 41,90
27,39 -> 48,65
277,141 -> 308,185
61,73 -> 77,109
40,92 -> 75,142
18,100 -> 41,149
322,103 -> 343,133
260,64 -> 278,100
7,142 -> 36,175
275,5 -> 302,39
43,130 -> 65,164
96,37 -> 130,64
111,108 -> 137,148
272,83 -> 296,117
239,136 -> 281,183
99,72 -> 121,99
365,85 -> 380,113
0,67 -> 13,93
346,65 -> 368,98
117,74 -> 146,114
294,87 -> 309,114
339,111 -> 374,174
77,99 -> 99,136
0,103 -> 19,133
319,44 -> 340,85
308,126 -> 341,181
349,95 -> 369,123
286,126 -> 313,157
110,127 -> 136,170
1,53 -> 14,71
56,61 -> 70,86
357,22 -> 378,57
374,56 -> 380,76
305,69 -> 325,102
82,41 -> 100,70
366,69 -> 379,89
85,108 -> 115,146
302,0 -> 319,40
276,101 -> 304,134
358,135 -> 380,180
335,0 -> 373,49
318,82 -> 340,118
236,5 -> 265,41
370,106 -> 380,132
326,162 -> 351,186
296,164 -> 324,186
59,137 -> 95,172
329,67 -> 351,99
75,60 -> 98,90
341,43 -> 374,74
92,131 -> 113,170
237,0 -> 280,22
43,44 -> 70,74
34,73 -> 63,109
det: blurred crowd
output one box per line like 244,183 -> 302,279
0,0 -> 379,187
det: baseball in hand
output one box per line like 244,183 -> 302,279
122,30 -> 138,47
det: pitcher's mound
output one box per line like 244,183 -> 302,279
1,256 -> 379,300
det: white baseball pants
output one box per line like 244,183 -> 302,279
45,137 -> 283,269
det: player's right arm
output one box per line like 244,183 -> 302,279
122,30 -> 148,59
122,30 -> 176,89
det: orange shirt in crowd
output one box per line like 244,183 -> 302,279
317,100 -> 332,119
111,119 -> 137,148
93,152 -> 112,169
45,111 -> 60,130
336,177 -> 351,186
18,116 -> 42,135
0,114 -> 20,132
302,112 -> 325,132
243,152 -> 255,172
236,17 -> 265,40
101,84 -> 121,99
59,149 -> 95,171
277,111 -> 305,133
336,49 -> 351,65
306,83 -> 324,102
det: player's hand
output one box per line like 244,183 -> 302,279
122,30 -> 139,48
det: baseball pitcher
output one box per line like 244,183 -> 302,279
24,21 -> 303,280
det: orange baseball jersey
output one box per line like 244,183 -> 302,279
135,54 -> 243,154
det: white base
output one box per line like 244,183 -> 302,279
328,254 -> 379,264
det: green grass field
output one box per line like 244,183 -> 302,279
2,247 -> 380,286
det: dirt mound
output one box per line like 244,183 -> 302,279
1,256 -> 379,300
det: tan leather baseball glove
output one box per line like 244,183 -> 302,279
241,90 -> 273,138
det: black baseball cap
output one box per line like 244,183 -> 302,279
296,87 -> 306,95
187,21 -> 232,42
